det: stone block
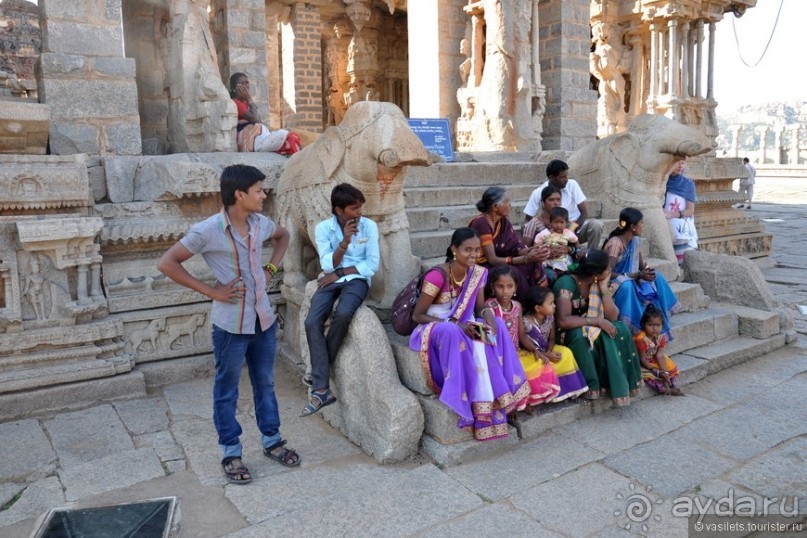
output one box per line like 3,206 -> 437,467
104,121 -> 143,155
42,21 -> 124,57
317,305 -> 424,463
41,79 -> 139,120
421,430 -> 518,468
0,154 -> 92,210
44,405 -> 134,466
87,161 -> 106,202
138,354 -> 215,389
48,120 -> 100,155
0,100 -> 49,155
39,0 -> 92,22
0,370 -> 146,422
93,56 -> 137,78
666,308 -> 737,356
685,250 -> 779,310
714,302 -> 780,339
59,448 -> 165,502
114,397 -> 170,435
103,155 -> 139,203
38,52 -> 87,76
387,329 -> 433,396
0,420 -> 57,482
688,334 -> 786,375
416,393 -> 473,445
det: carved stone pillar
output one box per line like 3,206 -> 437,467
729,125 -> 742,158
628,32 -> 644,115
90,261 -> 102,298
790,125 -> 801,165
344,0 -> 379,108
667,19 -> 678,98
323,18 -> 352,126
680,22 -> 690,99
774,126 -> 786,165
657,26 -> 666,96
756,125 -> 770,163
707,22 -> 716,99
695,20 -> 704,98
77,264 -> 89,304
648,23 -> 658,109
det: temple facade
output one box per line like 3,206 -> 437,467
0,0 -> 770,415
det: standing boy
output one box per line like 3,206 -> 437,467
158,164 -> 300,485
301,183 -> 379,417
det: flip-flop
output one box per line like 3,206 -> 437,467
300,389 -> 336,417
221,457 -> 252,485
263,440 -> 301,467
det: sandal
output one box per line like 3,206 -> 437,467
300,389 -> 336,417
302,372 -> 313,388
263,440 -> 301,467
222,457 -> 252,485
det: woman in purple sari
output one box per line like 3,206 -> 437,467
468,187 -> 550,299
409,228 -> 530,441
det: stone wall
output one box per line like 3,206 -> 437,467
538,0 -> 596,151
36,0 -> 142,157
0,0 -> 40,83
280,3 -> 323,130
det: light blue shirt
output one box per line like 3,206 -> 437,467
315,215 -> 379,286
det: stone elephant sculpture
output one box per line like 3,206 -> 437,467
568,114 -> 713,262
276,101 -> 431,306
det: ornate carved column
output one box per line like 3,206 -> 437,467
707,22 -> 716,99
77,264 -> 89,304
628,32 -> 644,115
323,17 -> 352,125
756,125 -> 770,163
667,19 -> 678,98
695,20 -> 704,98
344,0 -> 380,108
680,22 -> 690,99
790,125 -> 801,165
729,125 -> 743,158
648,23 -> 659,109
657,26 -> 666,96
90,261 -> 102,298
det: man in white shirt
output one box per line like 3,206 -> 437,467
737,157 -> 756,209
523,159 -> 603,251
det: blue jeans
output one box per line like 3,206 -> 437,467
304,278 -> 369,389
212,320 -> 281,459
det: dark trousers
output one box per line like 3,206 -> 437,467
304,278 -> 369,389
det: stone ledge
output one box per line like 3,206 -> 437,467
713,302 -> 781,339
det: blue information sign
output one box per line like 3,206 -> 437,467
407,118 -> 455,162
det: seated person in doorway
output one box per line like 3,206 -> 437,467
230,72 -> 301,155
301,183 -> 379,417
523,159 -> 603,253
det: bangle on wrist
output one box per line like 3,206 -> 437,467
337,242 -> 348,251
263,262 -> 278,275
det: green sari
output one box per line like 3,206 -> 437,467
552,275 -> 641,400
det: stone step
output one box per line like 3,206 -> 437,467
669,281 -> 710,312
404,161 -> 544,189
666,307 -> 738,356
418,332 -> 787,467
712,302 -> 781,339
404,184 -> 535,209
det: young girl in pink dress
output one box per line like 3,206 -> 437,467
522,286 -> 589,402
486,266 -> 559,406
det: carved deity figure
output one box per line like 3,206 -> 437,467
21,254 -> 48,320
590,22 -> 628,138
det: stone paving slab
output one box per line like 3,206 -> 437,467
58,447 -> 165,502
559,393 -> 720,456
0,420 -> 56,482
444,431 -> 604,502
113,396 -> 170,435
731,437 -> 807,501
603,430 -> 737,498
510,462 -> 639,536
224,462 -> 483,535
163,378 -> 214,420
43,404 -> 134,467
418,501 -> 562,538
673,403 -> 800,462
0,476 -> 65,528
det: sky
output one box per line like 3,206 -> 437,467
713,0 -> 806,110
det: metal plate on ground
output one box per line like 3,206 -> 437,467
34,497 -> 177,538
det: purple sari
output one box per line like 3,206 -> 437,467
409,265 -> 530,441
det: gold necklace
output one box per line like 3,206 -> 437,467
449,262 -> 467,298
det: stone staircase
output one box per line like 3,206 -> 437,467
393,159 -> 788,466
387,280 -> 786,466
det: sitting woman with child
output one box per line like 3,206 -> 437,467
523,185 -> 563,246
534,207 -> 580,279
409,228 -> 530,441
230,72 -> 301,155
468,187 -> 549,299
603,208 -> 681,338
553,250 -> 642,406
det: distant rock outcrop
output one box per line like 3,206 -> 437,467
0,0 -> 40,82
